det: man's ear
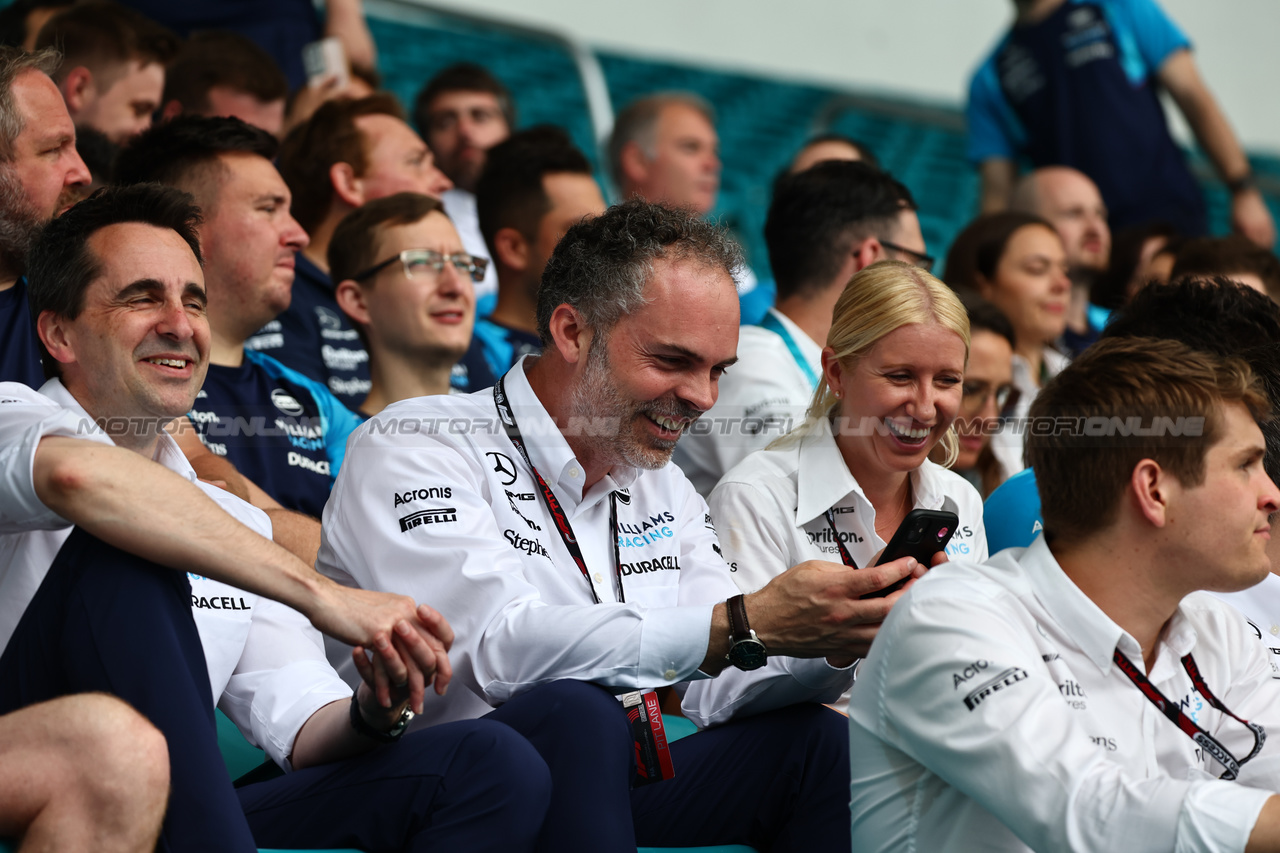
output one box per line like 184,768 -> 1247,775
618,141 -> 649,192
36,309 -> 77,370
159,99 -> 184,122
330,162 -> 363,208
334,279 -> 370,327
492,226 -> 529,274
547,303 -> 591,366
60,66 -> 95,115
1130,458 -> 1171,528
850,236 -> 885,273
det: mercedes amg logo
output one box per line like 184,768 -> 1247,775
487,452 -> 518,485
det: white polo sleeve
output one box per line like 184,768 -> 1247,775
0,383 -> 111,533
676,485 -> 851,728
218,598 -> 351,772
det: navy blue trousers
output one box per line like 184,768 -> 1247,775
488,680 -> 851,853
0,528 -> 550,852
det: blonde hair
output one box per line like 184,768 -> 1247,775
791,260 -> 971,465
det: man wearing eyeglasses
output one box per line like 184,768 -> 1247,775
113,116 -> 360,522
850,336 -> 1280,852
329,193 -> 483,417
673,159 -> 930,496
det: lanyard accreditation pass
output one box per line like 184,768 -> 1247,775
760,312 -> 820,391
1112,648 -> 1264,780
493,374 -> 675,785
493,374 -> 624,603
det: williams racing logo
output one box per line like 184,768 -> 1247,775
399,507 -> 458,532
617,511 -> 676,548
963,666 -> 1029,711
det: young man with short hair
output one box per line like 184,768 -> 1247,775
414,62 -> 514,316
470,125 -> 605,380
159,30 -> 289,137
849,336 -> 1280,851
114,116 -> 357,521
35,0 -> 178,145
330,192 -> 480,415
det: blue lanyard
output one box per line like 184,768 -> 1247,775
759,312 -> 819,391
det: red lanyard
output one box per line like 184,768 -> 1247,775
1112,648 -> 1265,780
823,508 -> 859,569
494,376 -> 624,604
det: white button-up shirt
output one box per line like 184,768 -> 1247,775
0,380 -> 349,769
709,416 -> 987,597
318,357 -> 849,729
673,310 -> 821,497
848,535 -> 1280,853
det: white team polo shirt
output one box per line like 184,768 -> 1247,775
318,357 -> 850,730
848,535 -> 1280,853
0,380 -> 349,768
709,416 -> 987,597
673,309 -> 821,497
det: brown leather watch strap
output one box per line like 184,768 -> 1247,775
727,594 -> 751,642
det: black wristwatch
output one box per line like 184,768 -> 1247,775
725,594 -> 767,671
349,691 -> 414,743
1227,172 -> 1257,195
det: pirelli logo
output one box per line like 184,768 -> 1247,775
398,508 -> 458,532
963,666 -> 1029,711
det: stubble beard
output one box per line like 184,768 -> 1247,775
0,165 -> 44,278
567,337 -> 700,472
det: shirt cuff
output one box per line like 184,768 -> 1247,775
641,603 -> 714,684
1175,780 -> 1273,853
785,655 -> 856,694
248,660 -> 352,771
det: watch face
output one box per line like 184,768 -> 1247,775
728,639 -> 767,671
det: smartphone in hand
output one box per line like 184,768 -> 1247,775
863,509 -> 958,598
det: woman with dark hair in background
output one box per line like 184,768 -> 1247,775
944,211 -> 1069,475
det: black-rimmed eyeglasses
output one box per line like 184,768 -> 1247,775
880,240 -> 936,274
353,249 -> 489,283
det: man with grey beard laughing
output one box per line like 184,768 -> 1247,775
320,198 -> 927,852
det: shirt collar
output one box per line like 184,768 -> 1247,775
502,356 -> 638,507
794,417 -> 865,525
1020,535 -> 1133,672
792,417 -> 957,526
37,378 -> 199,479
294,252 -> 330,291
